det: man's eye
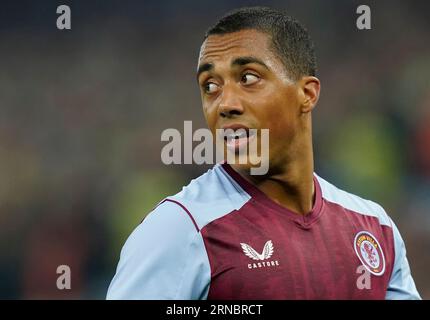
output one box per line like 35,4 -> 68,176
241,73 -> 260,85
204,82 -> 219,94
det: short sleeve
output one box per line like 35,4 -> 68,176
385,218 -> 421,300
106,200 -> 211,300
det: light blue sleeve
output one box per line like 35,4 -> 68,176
106,200 -> 211,300
385,219 -> 421,300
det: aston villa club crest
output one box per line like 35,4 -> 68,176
354,231 -> 385,276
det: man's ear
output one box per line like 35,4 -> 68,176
300,76 -> 320,113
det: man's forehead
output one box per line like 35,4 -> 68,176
198,29 -> 272,64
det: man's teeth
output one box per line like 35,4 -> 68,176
226,132 -> 247,140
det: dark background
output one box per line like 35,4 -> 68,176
0,0 -> 429,299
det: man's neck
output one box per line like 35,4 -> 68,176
231,148 -> 315,216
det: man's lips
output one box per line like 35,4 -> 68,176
221,124 -> 250,131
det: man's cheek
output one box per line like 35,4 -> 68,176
269,125 -> 294,152
204,113 -> 216,130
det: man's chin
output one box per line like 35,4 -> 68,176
220,140 -> 270,176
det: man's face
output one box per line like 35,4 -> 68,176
197,29 -> 304,172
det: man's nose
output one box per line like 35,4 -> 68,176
218,86 -> 244,118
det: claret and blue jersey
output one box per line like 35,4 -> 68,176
107,162 -> 421,300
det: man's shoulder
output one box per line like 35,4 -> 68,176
315,173 -> 392,227
153,163 -> 251,231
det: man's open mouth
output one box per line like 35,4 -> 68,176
222,128 -> 257,151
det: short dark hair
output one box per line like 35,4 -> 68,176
205,6 -> 317,80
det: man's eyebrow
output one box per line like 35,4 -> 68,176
196,56 -> 270,82
231,56 -> 270,70
196,63 -> 213,81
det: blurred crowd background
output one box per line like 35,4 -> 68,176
0,0 -> 429,299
